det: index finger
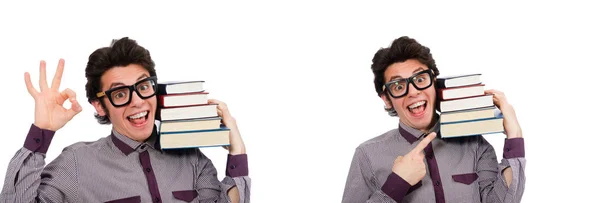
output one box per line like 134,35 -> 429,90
409,132 -> 436,154
51,59 -> 65,90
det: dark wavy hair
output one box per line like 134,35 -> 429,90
370,36 -> 439,116
85,37 -> 157,124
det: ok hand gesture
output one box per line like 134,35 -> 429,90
24,59 -> 82,131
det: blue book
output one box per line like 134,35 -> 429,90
439,110 -> 504,138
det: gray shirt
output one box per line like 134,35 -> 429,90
1,124 -> 250,203
342,121 -> 525,203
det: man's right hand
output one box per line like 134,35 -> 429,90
392,132 -> 436,186
24,59 -> 82,131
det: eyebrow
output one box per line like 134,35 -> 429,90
108,74 -> 150,89
388,67 -> 426,81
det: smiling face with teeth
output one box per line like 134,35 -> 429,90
92,64 -> 157,142
381,59 -> 437,132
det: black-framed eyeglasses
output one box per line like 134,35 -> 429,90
382,69 -> 434,98
96,76 -> 158,107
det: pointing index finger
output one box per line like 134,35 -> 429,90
409,132 -> 436,155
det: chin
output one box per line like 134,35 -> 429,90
401,107 -> 434,130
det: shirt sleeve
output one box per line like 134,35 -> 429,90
194,151 -> 251,203
476,137 -> 526,203
0,124 -> 80,203
342,147 -> 408,203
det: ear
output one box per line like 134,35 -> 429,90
92,100 -> 106,116
380,93 -> 393,109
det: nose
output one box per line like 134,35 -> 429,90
129,91 -> 145,107
406,82 -> 421,97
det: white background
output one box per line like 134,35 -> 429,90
0,1 -> 598,202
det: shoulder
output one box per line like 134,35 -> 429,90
43,136 -> 110,171
355,128 -> 399,154
61,136 -> 110,154
50,136 -> 116,163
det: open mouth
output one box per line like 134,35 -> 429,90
127,111 -> 149,126
407,100 -> 427,116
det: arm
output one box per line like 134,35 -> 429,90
198,99 -> 249,203
342,148 -> 418,203
0,125 -> 80,203
342,147 -> 400,203
342,133 -> 435,203
479,90 -> 526,202
0,59 -> 82,203
194,152 -> 250,203
476,137 -> 526,203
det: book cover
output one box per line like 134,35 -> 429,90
437,84 -> 485,100
436,74 -> 482,88
440,111 -> 504,138
437,94 -> 494,113
156,104 -> 218,121
157,80 -> 205,95
159,116 -> 222,133
440,106 -> 497,123
159,126 -> 230,149
158,91 -> 209,108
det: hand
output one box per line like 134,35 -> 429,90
24,59 -> 82,131
208,99 -> 246,155
484,89 -> 522,139
392,132 -> 436,186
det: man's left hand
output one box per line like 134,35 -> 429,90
484,89 -> 523,139
208,99 -> 246,155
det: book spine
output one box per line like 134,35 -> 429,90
158,94 -> 167,108
157,83 -> 168,95
435,79 -> 449,88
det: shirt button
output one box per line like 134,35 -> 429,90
230,165 -> 236,169
435,180 -> 441,186
146,168 -> 151,173
34,138 -> 41,143
141,145 -> 146,150
506,148 -> 511,152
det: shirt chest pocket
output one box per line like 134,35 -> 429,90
452,173 -> 479,185
104,196 -> 141,203
447,172 -> 481,203
173,190 -> 199,202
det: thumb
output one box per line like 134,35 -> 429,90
66,98 -> 82,119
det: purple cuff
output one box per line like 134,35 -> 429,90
225,154 -> 248,177
23,124 -> 55,154
503,138 -> 525,159
381,173 -> 411,202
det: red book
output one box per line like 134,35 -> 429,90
158,92 -> 209,108
437,84 -> 485,100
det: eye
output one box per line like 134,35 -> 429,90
114,91 -> 126,99
393,83 -> 405,91
415,76 -> 428,83
139,84 -> 149,91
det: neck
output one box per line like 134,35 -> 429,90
402,114 -> 439,133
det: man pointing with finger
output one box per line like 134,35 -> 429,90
0,37 -> 250,202
342,36 -> 526,203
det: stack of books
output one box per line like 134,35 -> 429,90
156,80 -> 230,149
436,74 -> 504,138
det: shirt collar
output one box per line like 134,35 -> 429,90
110,124 -> 160,155
398,114 -> 441,144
